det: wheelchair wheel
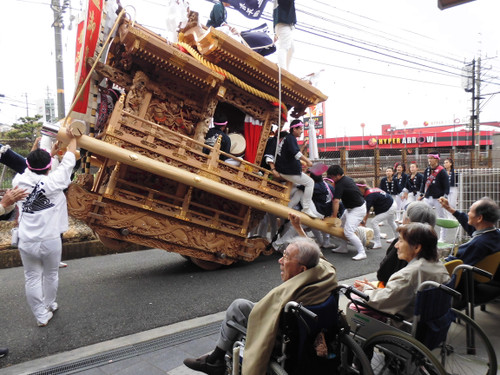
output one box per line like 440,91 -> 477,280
339,333 -> 374,375
433,308 -> 497,375
363,330 -> 446,375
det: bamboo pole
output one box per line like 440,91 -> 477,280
58,128 -> 346,239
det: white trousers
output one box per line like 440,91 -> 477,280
19,237 -> 62,323
287,187 -> 323,218
274,222 -> 297,249
407,192 -> 418,204
216,298 -> 255,352
275,23 -> 294,70
370,201 -> 398,243
281,172 -> 315,211
338,203 -> 366,255
448,186 -> 458,210
394,194 -> 407,220
423,197 -> 448,241
255,213 -> 279,240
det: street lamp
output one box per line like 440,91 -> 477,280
360,123 -> 365,150
403,120 -> 408,147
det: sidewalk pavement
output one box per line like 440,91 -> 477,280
1,273 -> 499,375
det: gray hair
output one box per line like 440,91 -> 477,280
475,197 -> 500,223
403,201 -> 436,226
289,237 -> 321,269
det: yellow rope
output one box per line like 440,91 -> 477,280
177,42 -> 287,114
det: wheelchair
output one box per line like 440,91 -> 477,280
225,285 -> 374,375
445,264 -> 498,375
345,275 -> 497,375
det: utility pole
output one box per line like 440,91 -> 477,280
467,59 -> 476,149
51,0 -> 67,120
475,57 -> 481,163
24,92 -> 29,117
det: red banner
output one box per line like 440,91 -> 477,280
73,0 -> 103,114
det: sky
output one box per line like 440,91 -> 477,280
1,0 -> 499,138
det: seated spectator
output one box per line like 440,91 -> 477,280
184,236 -> 337,375
439,197 -> 500,266
376,201 -> 436,286
354,222 -> 449,320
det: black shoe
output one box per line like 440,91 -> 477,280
0,348 -> 8,358
183,354 -> 225,375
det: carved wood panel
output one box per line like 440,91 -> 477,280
67,184 -> 268,264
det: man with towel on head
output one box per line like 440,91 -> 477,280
275,119 -> 320,219
203,113 -> 231,161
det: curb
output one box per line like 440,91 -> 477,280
0,241 -> 148,269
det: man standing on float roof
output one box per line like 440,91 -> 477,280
206,1 -> 230,28
273,0 -> 296,70
275,119 -> 320,219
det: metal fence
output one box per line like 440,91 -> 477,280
457,168 -> 500,213
454,168 -> 500,241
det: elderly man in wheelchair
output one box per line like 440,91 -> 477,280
183,236 -> 339,375
344,222 -> 497,375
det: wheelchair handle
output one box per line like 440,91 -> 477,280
454,264 -> 493,279
338,284 -> 370,302
284,301 -> 317,321
417,280 -> 462,298
438,283 -> 461,298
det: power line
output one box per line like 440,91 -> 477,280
293,56 -> 461,88
0,95 -> 37,106
293,38 -> 460,80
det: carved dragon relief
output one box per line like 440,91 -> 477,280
145,98 -> 195,136
67,184 -> 267,263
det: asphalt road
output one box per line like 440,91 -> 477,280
0,224 -> 392,369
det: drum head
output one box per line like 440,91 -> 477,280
228,133 -> 246,156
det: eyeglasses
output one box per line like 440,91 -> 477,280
281,251 -> 305,266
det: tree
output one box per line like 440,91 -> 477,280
5,115 -> 43,141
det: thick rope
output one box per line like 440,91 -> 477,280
177,41 -> 287,117
273,64 -> 282,164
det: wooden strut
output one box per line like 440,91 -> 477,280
58,128 -> 346,239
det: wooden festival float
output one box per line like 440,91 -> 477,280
55,8 -> 343,269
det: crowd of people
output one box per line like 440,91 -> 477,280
184,189 -> 499,375
1,114 -> 499,369
182,147 -> 499,374
241,119 -> 498,270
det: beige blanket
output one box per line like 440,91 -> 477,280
242,258 -> 338,375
